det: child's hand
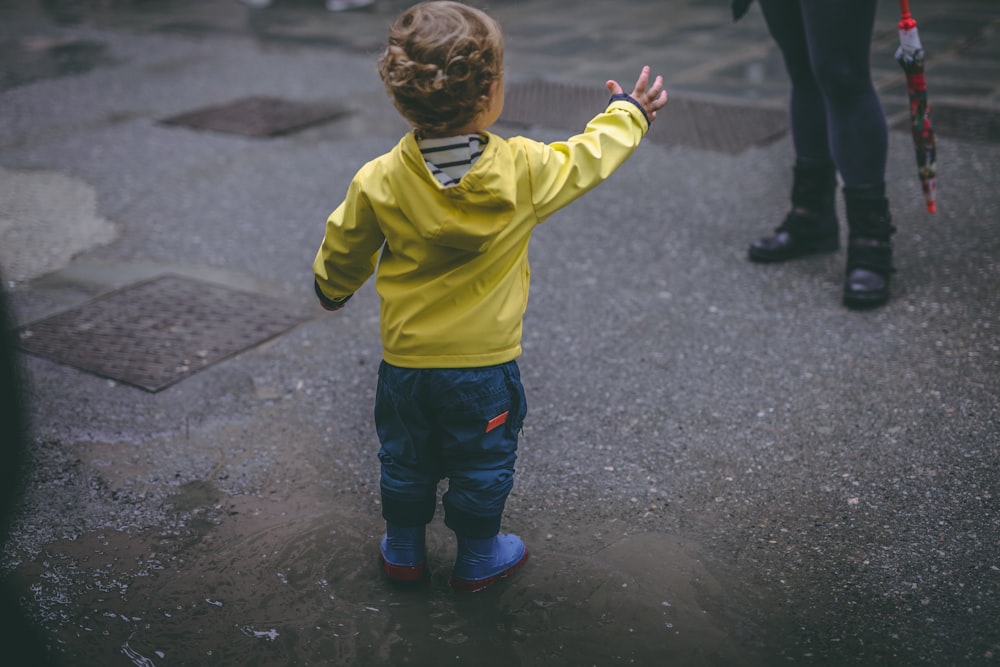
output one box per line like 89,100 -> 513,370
606,66 -> 668,121
314,281 -> 352,312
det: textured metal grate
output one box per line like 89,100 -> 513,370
500,81 -> 789,155
17,275 -> 312,392
159,95 -> 350,137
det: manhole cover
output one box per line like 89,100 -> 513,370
159,95 -> 350,137
500,81 -> 788,155
893,103 -> 1000,144
17,275 -> 313,392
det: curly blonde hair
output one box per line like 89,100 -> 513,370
378,1 -> 504,136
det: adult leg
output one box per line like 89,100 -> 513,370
749,0 -> 839,263
800,0 -> 886,187
801,0 -> 895,307
759,0 -> 832,163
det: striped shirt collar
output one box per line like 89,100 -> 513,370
417,134 -> 487,187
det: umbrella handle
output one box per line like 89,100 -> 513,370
899,0 -> 916,30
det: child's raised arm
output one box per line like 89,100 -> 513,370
606,66 -> 668,121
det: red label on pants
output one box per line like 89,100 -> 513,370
486,411 -> 509,433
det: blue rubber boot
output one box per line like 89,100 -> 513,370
451,534 -> 528,592
379,523 -> 426,582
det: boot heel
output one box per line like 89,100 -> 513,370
380,524 -> 427,582
379,554 -> 425,582
451,534 -> 528,592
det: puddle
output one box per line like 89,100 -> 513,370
0,167 -> 118,283
5,487 -> 772,666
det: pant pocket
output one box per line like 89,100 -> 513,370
503,366 -> 527,438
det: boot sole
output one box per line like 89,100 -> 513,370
748,239 -> 839,263
843,290 -> 890,309
379,553 -> 426,582
450,549 -> 529,593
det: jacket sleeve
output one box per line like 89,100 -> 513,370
526,97 -> 650,222
312,167 -> 385,304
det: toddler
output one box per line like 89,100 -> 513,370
313,0 -> 667,591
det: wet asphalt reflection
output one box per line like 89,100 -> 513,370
2,0 -> 999,665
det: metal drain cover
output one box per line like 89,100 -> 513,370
160,95 -> 350,137
17,275 -> 312,392
647,95 -> 788,154
500,81 -> 788,155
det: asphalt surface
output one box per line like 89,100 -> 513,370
1,1 -> 998,665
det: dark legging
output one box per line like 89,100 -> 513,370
758,0 -> 887,190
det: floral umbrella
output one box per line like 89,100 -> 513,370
895,0 -> 937,213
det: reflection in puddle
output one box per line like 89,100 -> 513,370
9,495 -> 770,666
372,531 -> 764,665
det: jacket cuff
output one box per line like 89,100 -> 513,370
607,93 -> 652,125
314,280 -> 352,310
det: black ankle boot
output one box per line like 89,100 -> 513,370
748,161 -> 839,262
843,188 -> 896,309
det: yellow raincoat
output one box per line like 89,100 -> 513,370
313,98 -> 650,368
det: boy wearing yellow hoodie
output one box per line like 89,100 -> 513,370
313,0 -> 667,592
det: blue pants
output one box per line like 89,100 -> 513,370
374,360 -> 527,539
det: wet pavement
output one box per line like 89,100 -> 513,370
1,0 -> 999,665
